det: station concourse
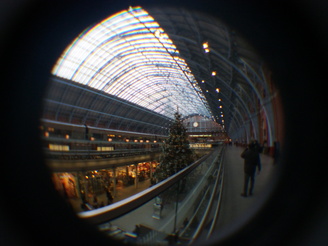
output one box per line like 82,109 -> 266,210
1,1 -> 328,246
84,146 -> 277,239
32,5 -> 283,243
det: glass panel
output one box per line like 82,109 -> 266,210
94,148 -> 223,245
51,6 -> 211,120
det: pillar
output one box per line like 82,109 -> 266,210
112,167 -> 117,197
135,163 -> 139,189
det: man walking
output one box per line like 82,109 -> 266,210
240,141 -> 262,197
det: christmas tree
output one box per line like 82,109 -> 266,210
155,111 -> 195,182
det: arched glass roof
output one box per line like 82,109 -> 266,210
52,6 -> 212,119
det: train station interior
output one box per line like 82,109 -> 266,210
1,1 -> 328,246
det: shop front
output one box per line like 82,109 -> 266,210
52,161 -> 159,211
52,172 -> 79,199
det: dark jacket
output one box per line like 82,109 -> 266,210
241,147 -> 261,175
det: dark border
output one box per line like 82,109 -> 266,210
1,1 -> 327,246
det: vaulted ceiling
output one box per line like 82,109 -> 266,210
46,6 -> 272,136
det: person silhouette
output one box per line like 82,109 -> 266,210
240,142 -> 262,197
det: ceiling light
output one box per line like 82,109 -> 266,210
203,42 -> 209,49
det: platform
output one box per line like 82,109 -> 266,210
212,146 -> 278,241
94,146 -> 278,243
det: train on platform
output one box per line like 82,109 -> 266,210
40,120 -> 167,160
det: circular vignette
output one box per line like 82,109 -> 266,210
0,1 -> 327,246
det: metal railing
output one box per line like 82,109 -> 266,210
43,148 -> 159,160
79,147 -> 225,245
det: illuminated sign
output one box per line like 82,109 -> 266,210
190,143 -> 212,148
49,144 -> 69,151
189,134 -> 212,137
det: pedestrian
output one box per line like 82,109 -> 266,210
252,139 -> 263,154
93,195 -> 99,208
273,141 -> 280,164
106,189 -> 114,205
252,139 -> 263,168
183,217 -> 189,228
133,225 -> 141,236
240,141 -> 261,197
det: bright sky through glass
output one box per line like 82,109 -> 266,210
52,6 -> 211,119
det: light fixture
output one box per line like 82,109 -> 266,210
216,88 -> 220,93
212,71 -> 217,76
203,42 -> 209,49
